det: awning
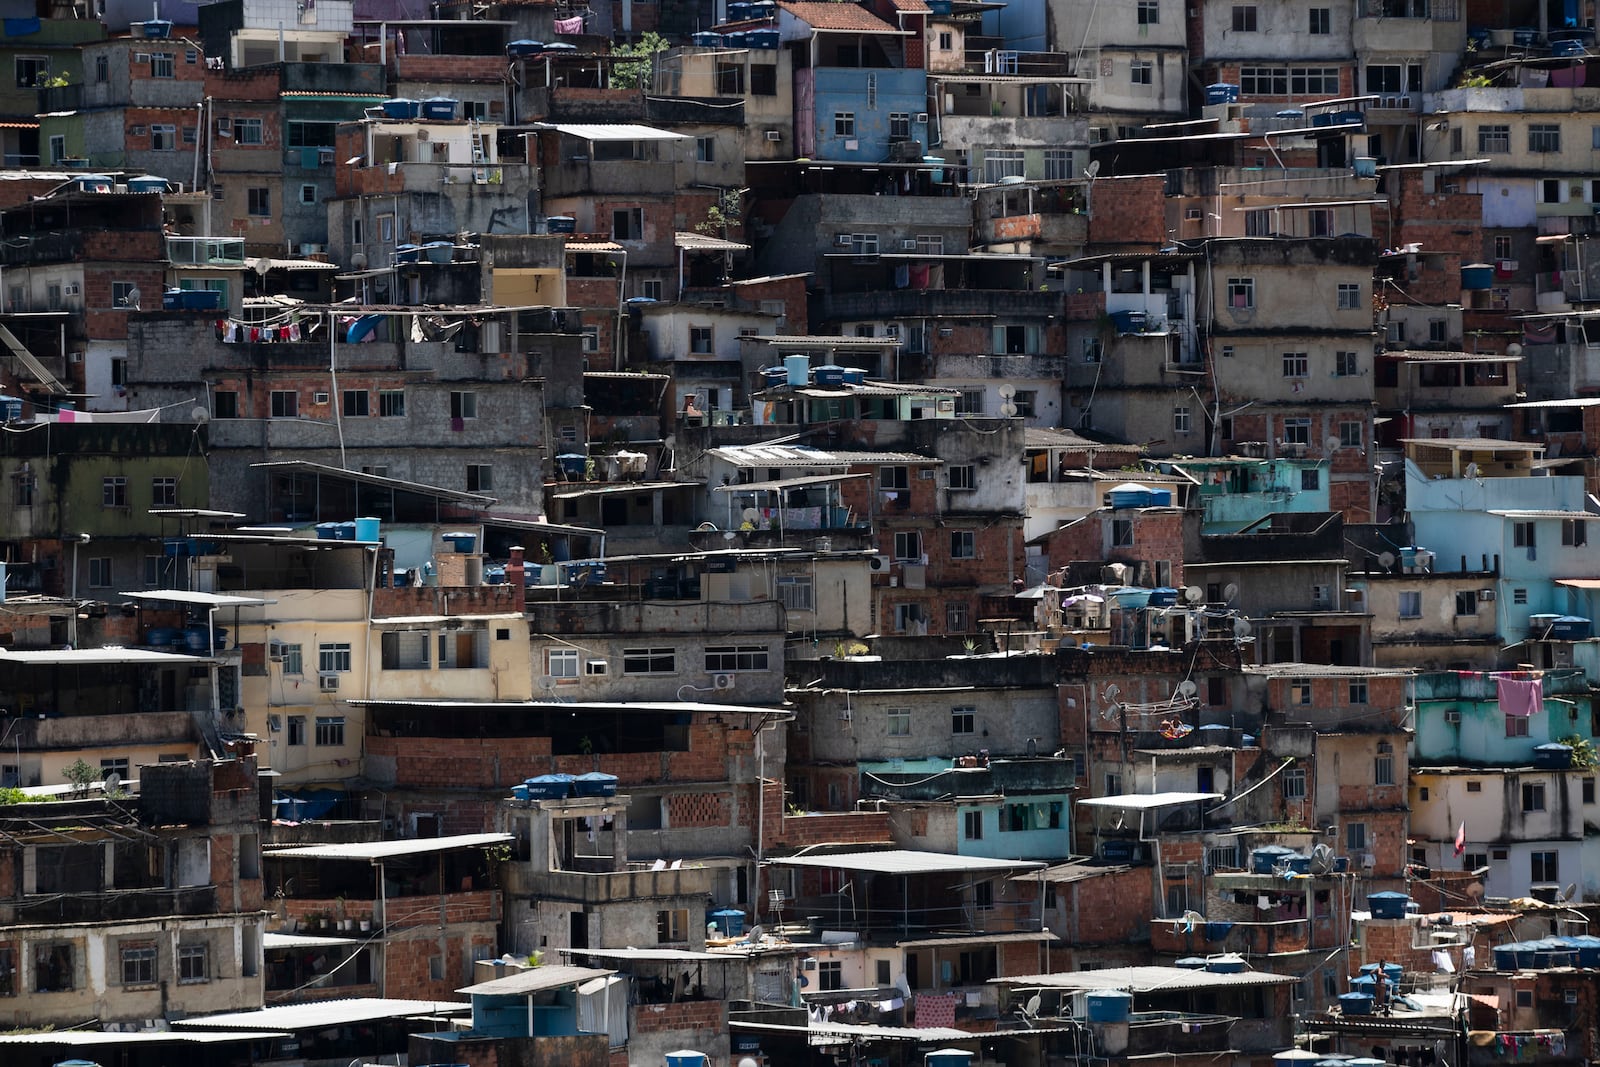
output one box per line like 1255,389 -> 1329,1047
174,997 -> 470,1030
768,849 -> 1043,876
352,697 -> 789,717
996,964 -> 1298,992
0,1031 -> 288,1046
252,459 -> 497,507
370,613 -> 522,625
264,932 -> 361,950
458,964 -> 615,996
898,930 -> 1057,948
570,947 -> 759,962
533,122 -> 688,141
565,240 -> 624,253
551,480 -> 692,499
714,472 -> 871,492
0,647 -> 212,665
731,1020 -> 973,1042
676,231 -> 751,252
1077,791 -> 1223,810
120,590 -> 277,608
264,832 -> 513,862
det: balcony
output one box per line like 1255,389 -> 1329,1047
167,236 -> 247,267
540,159 -> 676,199
506,862 -> 714,904
0,884 -> 217,925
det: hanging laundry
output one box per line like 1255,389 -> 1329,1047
555,15 -> 586,33
1496,675 -> 1542,717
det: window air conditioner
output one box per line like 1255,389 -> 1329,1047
915,112 -> 929,123
902,239 -> 917,250
1479,588 -> 1496,601
1445,710 -> 1461,724
765,129 -> 782,141
836,233 -> 853,246
319,674 -> 340,692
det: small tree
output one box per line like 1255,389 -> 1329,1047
611,32 -> 668,90
62,758 -> 97,797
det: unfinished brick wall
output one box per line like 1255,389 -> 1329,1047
1087,176 -> 1168,250
633,999 -> 725,1033
667,790 -> 732,828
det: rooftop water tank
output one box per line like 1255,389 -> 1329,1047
1367,891 -> 1411,920
1085,991 -> 1133,1022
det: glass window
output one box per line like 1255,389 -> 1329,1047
548,648 -> 579,679
705,645 -> 770,671
1528,124 -> 1561,153
178,944 -> 209,983
1478,125 -> 1510,153
235,118 -> 264,145
950,530 -> 976,559
834,112 -> 855,136
1337,283 -> 1361,309
318,643 -> 351,672
623,647 -> 676,674
1309,7 -> 1330,32
1232,5 -> 1257,30
887,707 -> 910,736
1137,0 -> 1159,22
1227,277 -> 1254,309
121,943 -> 156,985
150,52 -> 174,78
379,389 -> 406,417
314,716 -> 345,746
951,705 -> 976,734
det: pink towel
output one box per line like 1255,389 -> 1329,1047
914,992 -> 959,1028
1497,676 -> 1542,717
554,15 -> 585,33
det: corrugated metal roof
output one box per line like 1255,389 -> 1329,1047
675,230 -> 751,252
349,698 -> 788,717
714,472 -> 871,492
1380,349 -> 1518,363
0,1030 -> 287,1045
898,929 -> 1057,948
1400,437 -> 1540,451
174,997 -> 470,1029
1076,791 -> 1222,810
996,964 -> 1299,991
459,964 -> 614,996
264,832 -> 513,862
534,122 -> 688,141
709,444 -> 936,467
565,240 -> 624,253
732,1020 -> 973,1041
0,647 -> 212,665
1488,509 -> 1596,519
550,480 -> 693,499
264,931 -> 360,950
769,849 -> 1043,875
1024,859 -> 1136,883
572,946 -> 759,962
120,590 -> 275,608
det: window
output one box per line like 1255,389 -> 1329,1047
1455,590 -> 1478,616
318,643 -> 351,673
235,117 -> 263,145
314,716 -> 345,746
1374,744 -> 1394,785
689,326 -> 714,354
611,208 -> 643,240
894,531 -> 922,561
121,943 -> 156,985
1309,6 -> 1330,32
1104,771 -> 1122,795
1282,417 -> 1311,445
1227,277 -> 1254,309
777,576 -> 814,611
1467,780 -> 1482,793
1137,0 -> 1159,22
247,187 -> 270,217
580,325 -> 599,354
151,476 -> 178,507
213,390 -> 239,419
1531,850 -> 1559,882
151,124 -> 176,150
1528,124 -> 1561,153
887,707 -> 911,736
750,62 -> 777,95
950,530 -> 976,559
948,464 -> 976,490
983,150 -> 1026,183
880,465 -> 909,490
88,557 -> 113,588
1131,60 -> 1153,85
178,944 -> 208,983
706,645 -> 770,671
656,908 -> 689,943
276,643 -> 303,675
15,55 -> 48,88
889,112 -> 911,138
1346,822 -> 1367,850
1044,148 -> 1072,180
547,648 -> 579,680
834,112 -> 856,136
150,51 -> 174,78
946,601 -> 970,632
1173,405 -> 1192,434
13,472 -> 33,507
449,391 -> 478,419
963,810 -> 983,839
466,464 -> 493,492
378,389 -> 406,417
1514,521 -> 1536,549
818,960 -> 844,990
938,30 -> 954,49
1288,677 -> 1313,706
1245,209 -> 1271,236
1522,782 -> 1546,811
1349,680 -> 1368,704
1478,125 -> 1510,153
352,217 -> 363,245
102,476 -> 127,508
1514,588 -> 1528,605
340,390 -> 369,417
1111,519 -> 1134,547
1506,714 -> 1530,738
1231,5 -> 1257,30
1337,283 -> 1361,309
95,54 -> 107,82
299,184 -> 318,204
284,715 -> 307,746
1397,591 -> 1421,618
952,705 -> 976,734
695,135 -> 715,162
1335,351 -> 1360,377
623,647 -> 676,674
1563,519 -> 1588,546
378,214 -> 395,242
1282,352 -> 1308,378
48,134 -> 65,164
270,391 -> 298,418
1282,766 -> 1307,799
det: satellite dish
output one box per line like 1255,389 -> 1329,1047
1326,435 -> 1341,453
1222,582 -> 1239,603
253,257 -> 272,276
999,401 -> 1019,417
997,384 -> 1016,400
1233,617 -> 1252,639
538,675 -> 558,692
1310,843 -> 1335,874
103,771 -> 122,795
1177,680 -> 1197,699
1465,462 -> 1480,479
742,507 -> 761,523
662,434 -> 677,452
1084,160 -> 1101,179
1377,551 -> 1397,571
191,405 -> 210,423
121,286 -> 141,308
1506,342 -> 1524,357
1184,585 -> 1204,604
1561,882 -> 1578,903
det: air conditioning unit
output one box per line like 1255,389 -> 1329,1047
712,672 -> 736,691
1479,588 -> 1496,601
838,707 -> 852,722
1361,853 -> 1376,870
902,239 -> 917,250
1445,710 -> 1461,724
868,553 -> 891,572
801,957 -> 818,970
268,641 -> 285,661
1498,259 -> 1519,272
1185,207 -> 1203,221
319,673 -> 340,692
585,659 -> 608,675
1324,825 -> 1338,838
63,283 -> 80,296
836,233 -> 854,247
765,129 -> 782,141
69,351 -> 84,363
313,392 -> 329,405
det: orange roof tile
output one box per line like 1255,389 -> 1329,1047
886,0 -> 931,11
778,1 -> 904,32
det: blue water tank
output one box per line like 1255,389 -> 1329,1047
547,216 -> 576,234
525,774 -> 575,799
927,1052 -> 974,1067
1206,955 -> 1246,973
1552,37 -> 1586,55
1251,845 -> 1295,874
785,354 -> 810,386
421,97 -> 458,121
354,517 -> 381,542
507,39 -> 545,57
814,365 -> 846,386
127,175 -> 169,194
1367,891 -> 1411,920
1175,956 -> 1208,969
1086,991 -> 1133,1022
143,19 -> 172,37
574,771 -> 618,797
1461,263 -> 1495,289
749,28 -> 780,47
1352,156 -> 1378,178
1205,83 -> 1239,105
443,531 -> 478,553
1339,992 -> 1374,1015
666,1052 -> 708,1067
382,98 -> 421,120
692,31 -> 723,45
1107,482 -> 1155,509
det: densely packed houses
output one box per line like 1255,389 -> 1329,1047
1,0 -> 1600,1064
